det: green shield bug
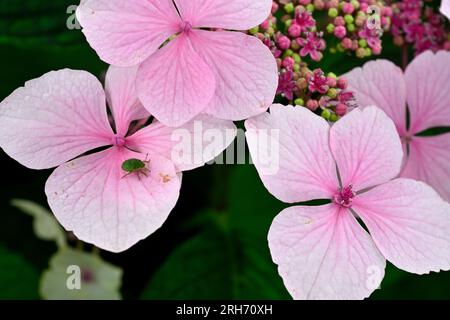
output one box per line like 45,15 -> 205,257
121,154 -> 150,180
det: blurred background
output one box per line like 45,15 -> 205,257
0,0 -> 449,300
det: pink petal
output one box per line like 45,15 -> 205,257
330,106 -> 403,192
76,0 -> 181,67
45,148 -> 181,253
174,0 -> 272,30
268,204 -> 385,300
137,35 -> 216,127
405,50 -> 450,133
105,66 -> 150,136
441,0 -> 450,19
353,178 -> 450,274
190,30 -> 278,121
401,134 -> 450,202
126,115 -> 237,172
344,60 -> 407,135
245,105 -> 339,203
0,69 -> 113,170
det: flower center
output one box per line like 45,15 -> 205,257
334,184 -> 355,208
81,268 -> 95,284
180,21 -> 192,33
112,134 -> 126,147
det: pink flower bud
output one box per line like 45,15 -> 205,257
334,26 -> 347,39
307,99 -> 319,111
335,103 -> 348,116
277,35 -> 292,50
288,23 -> 302,38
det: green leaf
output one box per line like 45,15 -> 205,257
11,199 -> 66,249
141,216 -> 290,300
0,0 -> 83,47
0,245 -> 39,299
142,164 -> 290,299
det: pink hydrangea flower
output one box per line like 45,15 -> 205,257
245,105 -> 450,299
345,51 -> 450,201
442,0 -> 450,19
0,67 -> 236,252
76,0 -> 278,127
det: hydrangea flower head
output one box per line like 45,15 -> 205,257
345,50 -> 450,201
0,67 -> 236,252
245,105 -> 450,299
76,0 -> 278,126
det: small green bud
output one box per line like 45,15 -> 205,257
294,98 -> 304,106
328,8 -> 338,18
292,53 -> 301,63
365,48 -> 372,57
327,88 -> 338,99
351,0 -> 360,9
306,4 -> 314,12
249,26 -> 259,35
285,19 -> 293,28
284,3 -> 294,13
321,109 -> 332,120
330,47 -> 337,54
347,23 -> 355,32
344,15 -> 354,24
330,113 -> 339,122
326,23 -> 335,33
358,39 -> 367,48
327,72 -> 337,79
283,49 -> 294,57
293,63 -> 300,72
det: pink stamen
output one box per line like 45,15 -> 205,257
180,21 -> 192,34
112,134 -> 126,147
334,184 -> 356,208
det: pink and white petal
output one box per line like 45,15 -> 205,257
330,106 -> 403,192
45,148 -> 181,253
174,0 -> 272,30
441,0 -> 450,20
137,35 -> 216,127
105,65 -> 149,136
353,178 -> 450,274
269,204 -> 386,300
0,69 -> 113,170
401,134 -> 450,202
344,60 -> 407,135
126,115 -> 237,172
76,0 -> 181,67
245,105 -> 339,203
190,30 -> 278,121
405,50 -> 450,133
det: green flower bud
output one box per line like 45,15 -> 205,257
328,8 -> 339,18
330,113 -> 339,122
249,26 -> 259,35
294,98 -> 304,106
358,39 -> 367,48
344,15 -> 354,24
306,4 -> 315,12
284,3 -> 294,13
321,109 -> 332,120
347,23 -> 355,32
327,88 -> 338,99
326,23 -> 335,33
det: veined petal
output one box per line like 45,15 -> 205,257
174,0 -> 272,30
127,115 -> 237,171
45,148 -> 181,253
405,50 -> 450,133
0,69 -> 113,169
77,0 -> 181,67
105,66 -> 149,136
245,105 -> 339,203
137,35 -> 216,127
353,178 -> 450,274
190,30 -> 278,121
330,106 -> 403,192
344,59 -> 408,135
402,134 -> 450,202
268,204 -> 385,300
